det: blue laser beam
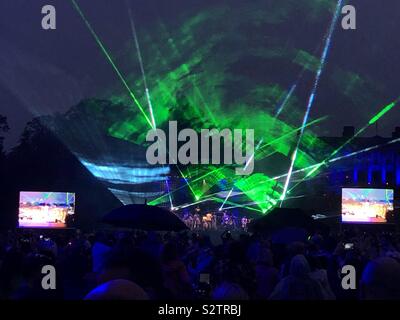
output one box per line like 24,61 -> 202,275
280,0 -> 344,204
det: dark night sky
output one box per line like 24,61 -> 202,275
1,0 -> 400,150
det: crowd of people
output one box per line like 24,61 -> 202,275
180,209 -> 251,231
0,226 -> 400,300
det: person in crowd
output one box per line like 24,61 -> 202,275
212,281 -> 249,300
307,255 -> 336,300
84,279 -> 149,300
269,254 -> 324,300
254,247 -> 279,299
160,242 -> 194,299
0,225 -> 400,300
91,231 -> 112,274
360,257 -> 400,300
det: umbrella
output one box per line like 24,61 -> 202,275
249,207 -> 314,234
102,204 -> 188,232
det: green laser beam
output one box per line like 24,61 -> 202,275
369,101 -> 397,125
70,0 -> 153,128
71,0 -> 201,200
257,116 -> 327,154
288,98 -> 399,193
148,166 -> 227,205
210,197 -> 264,213
148,116 -> 326,207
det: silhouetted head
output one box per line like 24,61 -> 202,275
361,257 -> 400,300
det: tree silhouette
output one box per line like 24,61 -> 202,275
1,116 -> 121,229
0,114 -> 9,157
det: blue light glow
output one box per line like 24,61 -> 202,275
79,159 -> 170,204
80,159 -> 170,184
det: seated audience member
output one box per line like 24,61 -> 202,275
161,242 -> 194,299
269,254 -> 324,300
92,232 -> 112,273
212,281 -> 249,300
255,248 -> 279,299
84,279 -> 149,300
98,244 -> 167,299
11,253 -> 61,300
279,241 -> 306,278
307,255 -> 335,300
360,257 -> 400,300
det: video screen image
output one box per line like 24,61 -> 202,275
342,188 -> 394,224
18,192 -> 75,228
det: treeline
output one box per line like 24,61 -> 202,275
0,113 -> 121,230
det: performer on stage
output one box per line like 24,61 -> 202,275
193,212 -> 201,229
202,213 -> 212,230
241,216 -> 249,232
211,213 -> 217,229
